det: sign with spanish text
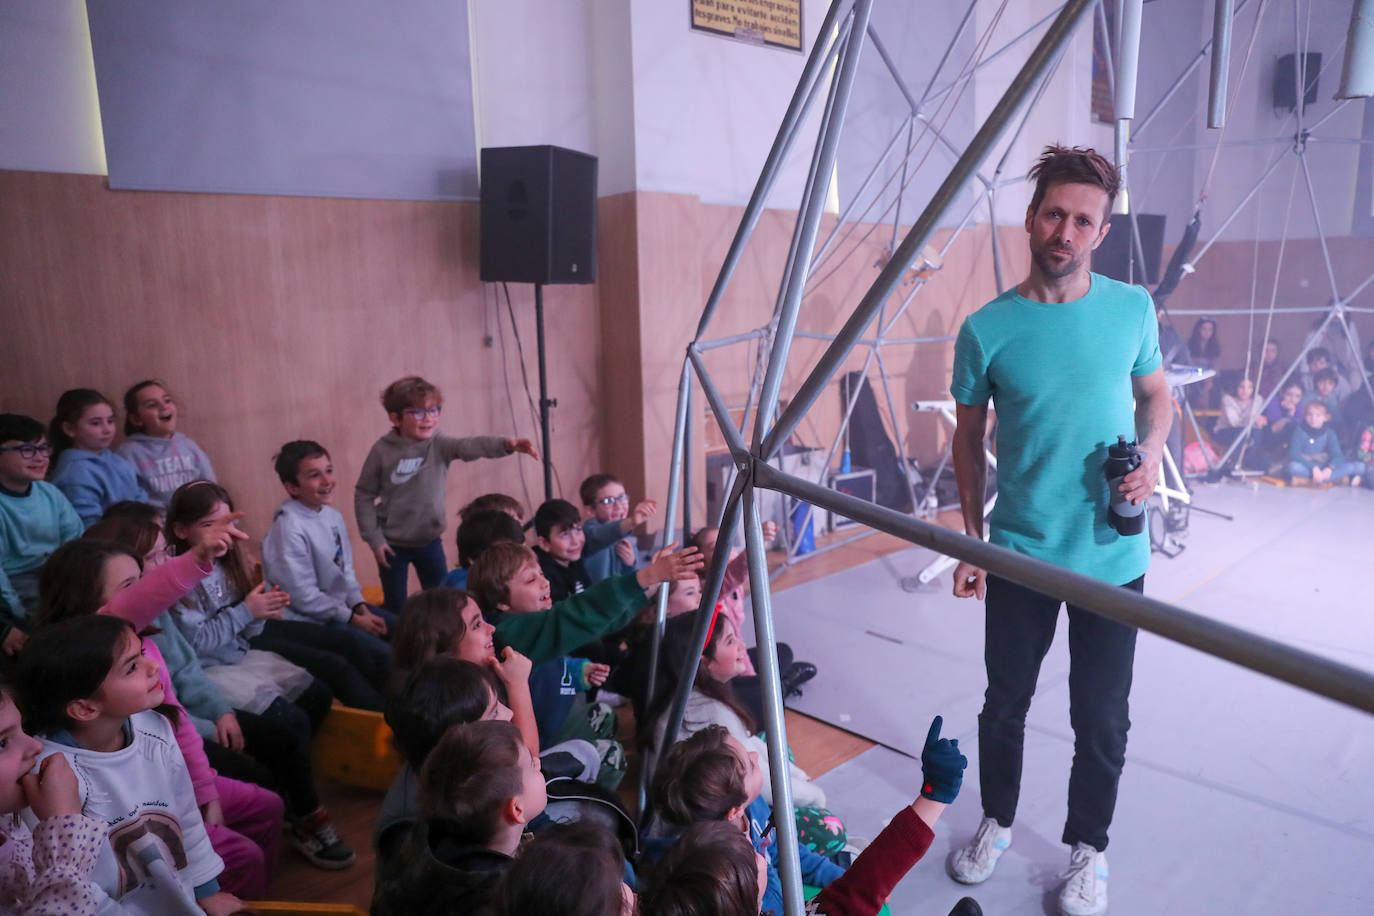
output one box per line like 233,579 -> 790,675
691,0 -> 803,52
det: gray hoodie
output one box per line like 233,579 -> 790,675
353,430 -> 510,548
261,498 -> 365,625
116,432 -> 216,510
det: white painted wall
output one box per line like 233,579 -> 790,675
0,0 -> 105,175
628,0 -> 831,208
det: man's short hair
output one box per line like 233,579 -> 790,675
1028,144 -> 1121,222
652,725 -> 749,827
381,376 -> 442,415
579,473 -> 620,507
0,414 -> 45,445
456,509 -> 525,569
419,720 -> 524,844
532,498 -> 580,539
468,541 -> 538,615
273,440 -> 329,485
1306,347 -> 1331,366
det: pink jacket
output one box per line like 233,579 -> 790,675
98,552 -> 219,807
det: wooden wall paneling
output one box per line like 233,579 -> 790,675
0,169 -> 604,588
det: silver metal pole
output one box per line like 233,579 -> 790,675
743,484 -> 805,913
763,0 -> 1098,461
751,460 -> 1374,715
1115,0 -> 1144,121
658,477 -> 745,765
1187,150 -> 1291,268
1133,0 -> 1253,138
636,359 -> 692,813
1338,0 -> 1374,98
689,347 -> 751,462
1297,151 -> 1343,303
753,0 -> 877,449
695,328 -> 770,352
1209,0 -> 1235,128
695,0 -> 850,342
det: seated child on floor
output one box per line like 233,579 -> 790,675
116,379 -> 217,511
532,499 -> 593,602
164,480 -> 355,869
470,540 -> 704,788
578,473 -> 658,584
48,389 -> 148,528
15,616 -> 246,914
376,656 -> 536,865
261,440 -> 393,710
0,413 -> 81,646
39,526 -> 285,897
1214,377 -> 1265,448
643,718 -> 970,916
371,720 -> 546,916
443,508 -> 526,590
1289,400 -> 1363,486
645,724 -> 845,913
691,523 -> 817,697
388,589 -> 601,783
461,492 -> 525,525
644,614 -> 840,854
493,821 -> 635,916
0,672 -> 111,913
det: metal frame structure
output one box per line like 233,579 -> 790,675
689,0 -> 1082,575
1127,0 -> 1374,474
640,2 -> 1374,913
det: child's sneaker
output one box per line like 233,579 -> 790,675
948,817 -> 1011,885
1057,842 -> 1108,916
289,808 -> 356,870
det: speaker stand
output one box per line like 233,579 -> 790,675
534,283 -> 555,503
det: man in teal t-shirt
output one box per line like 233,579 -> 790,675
944,147 -> 1172,916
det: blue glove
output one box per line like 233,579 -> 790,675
919,715 -> 967,804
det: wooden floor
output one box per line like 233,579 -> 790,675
262,524 -> 939,909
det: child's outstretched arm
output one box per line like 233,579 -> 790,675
100,514 -> 247,631
496,546 -> 703,665
435,435 -> 533,464
808,716 -> 968,916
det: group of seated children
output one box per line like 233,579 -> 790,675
0,371 -> 879,912
1208,345 -> 1372,486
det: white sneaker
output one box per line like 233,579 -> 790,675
947,817 -> 1012,885
1057,842 -> 1108,916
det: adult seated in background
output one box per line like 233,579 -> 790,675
1186,317 -> 1221,407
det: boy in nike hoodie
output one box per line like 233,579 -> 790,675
354,376 -> 537,612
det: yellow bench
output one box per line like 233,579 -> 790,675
311,705 -> 401,792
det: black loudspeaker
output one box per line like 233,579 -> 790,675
1093,213 -> 1166,285
480,145 -> 597,285
1273,53 -> 1321,110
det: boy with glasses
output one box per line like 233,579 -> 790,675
578,473 -> 658,584
0,414 -> 82,650
354,376 -> 537,612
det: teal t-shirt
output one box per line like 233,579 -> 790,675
950,273 -> 1161,585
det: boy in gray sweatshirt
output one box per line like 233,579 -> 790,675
353,377 -> 536,612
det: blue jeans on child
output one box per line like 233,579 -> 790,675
378,539 -> 448,612
1287,459 -> 1363,480
978,573 -> 1143,853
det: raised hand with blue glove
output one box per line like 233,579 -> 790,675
919,715 -> 967,804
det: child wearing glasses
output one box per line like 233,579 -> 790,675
0,414 -> 82,646
354,376 -> 537,613
578,473 -> 658,584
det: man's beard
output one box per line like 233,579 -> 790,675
1030,242 -> 1085,280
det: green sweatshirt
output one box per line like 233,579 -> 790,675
495,573 -> 645,666
354,431 -> 512,549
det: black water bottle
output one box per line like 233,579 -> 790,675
1105,435 -> 1145,536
